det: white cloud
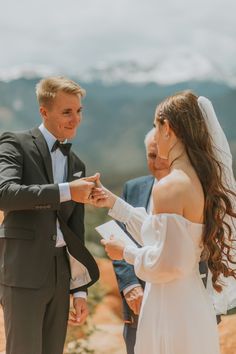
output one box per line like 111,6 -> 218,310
0,0 -> 235,81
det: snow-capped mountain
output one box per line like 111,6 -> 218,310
0,64 -> 56,83
81,55 -> 236,87
0,54 -> 236,87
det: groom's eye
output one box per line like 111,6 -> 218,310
62,110 -> 70,115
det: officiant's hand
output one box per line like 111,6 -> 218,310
101,236 -> 125,260
125,286 -> 144,315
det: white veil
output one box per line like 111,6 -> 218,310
198,96 -> 236,314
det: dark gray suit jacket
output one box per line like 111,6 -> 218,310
113,175 -> 208,323
0,128 -> 99,292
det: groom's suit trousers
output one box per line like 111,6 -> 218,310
0,247 -> 70,354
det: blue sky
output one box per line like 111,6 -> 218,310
0,0 -> 235,82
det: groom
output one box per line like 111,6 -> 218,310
0,76 -> 100,354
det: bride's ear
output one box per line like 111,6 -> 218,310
162,119 -> 171,140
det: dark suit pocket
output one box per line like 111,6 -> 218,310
0,227 -> 35,240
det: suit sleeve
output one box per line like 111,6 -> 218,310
0,132 -> 60,211
112,182 -> 143,294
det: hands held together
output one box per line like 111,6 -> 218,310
69,173 -> 125,261
69,172 -> 104,204
69,172 -> 113,206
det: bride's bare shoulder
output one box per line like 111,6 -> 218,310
153,170 -> 189,214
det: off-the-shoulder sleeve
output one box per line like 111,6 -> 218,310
123,214 -> 197,283
108,197 -> 148,245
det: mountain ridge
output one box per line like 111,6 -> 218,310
1,56 -> 236,87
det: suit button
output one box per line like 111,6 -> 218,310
52,235 -> 57,241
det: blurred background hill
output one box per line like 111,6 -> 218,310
0,75 -> 235,183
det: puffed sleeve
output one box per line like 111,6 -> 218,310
108,197 -> 148,246
123,214 -> 197,283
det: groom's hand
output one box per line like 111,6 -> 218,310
68,297 -> 88,326
125,286 -> 144,315
69,173 -> 105,203
69,178 -> 94,203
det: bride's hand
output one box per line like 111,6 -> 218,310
87,175 -> 117,209
101,236 -> 125,260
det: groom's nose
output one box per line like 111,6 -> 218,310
69,113 -> 81,126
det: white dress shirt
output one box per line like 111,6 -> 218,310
39,124 -> 86,299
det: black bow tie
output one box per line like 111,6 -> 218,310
51,140 -> 72,156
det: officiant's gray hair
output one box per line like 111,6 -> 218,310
144,128 -> 155,149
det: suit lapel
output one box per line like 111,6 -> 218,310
67,152 -> 85,182
31,127 -> 54,184
60,151 -> 77,221
137,177 -> 155,209
67,151 -> 74,182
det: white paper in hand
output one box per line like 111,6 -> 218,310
95,220 -> 137,248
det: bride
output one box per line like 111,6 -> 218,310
90,91 -> 236,354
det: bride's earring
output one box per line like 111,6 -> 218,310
164,133 -> 169,139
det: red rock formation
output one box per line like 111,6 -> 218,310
94,258 -> 123,320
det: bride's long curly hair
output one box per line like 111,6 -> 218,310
156,90 -> 236,292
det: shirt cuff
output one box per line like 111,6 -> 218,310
73,291 -> 87,299
108,197 -> 134,223
59,183 -> 71,202
123,284 -> 142,296
123,245 -> 137,265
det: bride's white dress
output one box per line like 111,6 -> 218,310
109,198 -> 220,354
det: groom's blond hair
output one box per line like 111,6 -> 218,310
36,76 -> 86,108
